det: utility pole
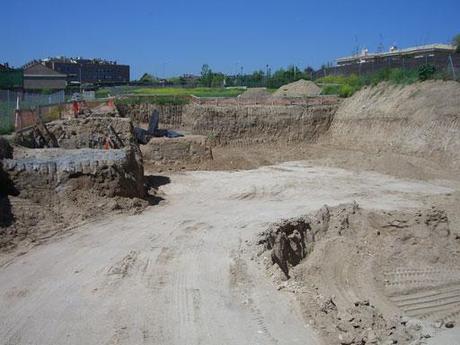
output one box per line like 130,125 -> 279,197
377,34 -> 384,53
449,55 -> 457,80
266,64 -> 269,86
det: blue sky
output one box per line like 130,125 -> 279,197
1,0 -> 459,79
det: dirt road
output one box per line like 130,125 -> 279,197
0,161 -> 454,345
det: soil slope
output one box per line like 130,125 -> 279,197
323,81 -> 460,171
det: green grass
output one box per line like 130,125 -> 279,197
96,87 -> 247,100
115,95 -> 190,106
130,87 -> 246,98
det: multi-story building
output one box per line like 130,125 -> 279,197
315,43 -> 459,78
42,57 -> 130,85
336,44 -> 456,67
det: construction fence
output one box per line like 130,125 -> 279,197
0,90 -> 65,133
14,99 -> 117,132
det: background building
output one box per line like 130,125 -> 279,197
315,43 -> 459,78
23,62 -> 67,90
43,57 -> 130,85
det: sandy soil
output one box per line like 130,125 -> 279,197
0,160 -> 457,345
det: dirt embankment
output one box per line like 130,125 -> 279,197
116,103 -> 184,129
141,135 -> 212,169
177,81 -> 460,178
182,103 -> 339,145
258,202 -> 460,345
323,81 -> 460,171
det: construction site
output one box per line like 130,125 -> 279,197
1,78 -> 460,345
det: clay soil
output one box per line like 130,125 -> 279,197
1,81 -> 459,345
1,144 -> 460,345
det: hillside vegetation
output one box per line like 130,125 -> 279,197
319,65 -> 451,97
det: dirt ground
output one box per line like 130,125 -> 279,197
1,81 -> 459,344
1,154 -> 459,345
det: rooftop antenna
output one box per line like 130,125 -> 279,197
377,34 -> 384,53
423,32 -> 430,46
353,35 -> 360,56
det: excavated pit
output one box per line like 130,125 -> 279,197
0,80 -> 459,344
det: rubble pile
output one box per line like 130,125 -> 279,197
0,112 -> 150,250
15,117 -> 136,150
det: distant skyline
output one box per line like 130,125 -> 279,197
1,0 -> 459,79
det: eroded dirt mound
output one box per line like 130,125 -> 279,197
257,203 -> 460,344
273,79 -> 321,98
0,145 -> 149,251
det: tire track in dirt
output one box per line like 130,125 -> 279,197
385,268 -> 460,322
229,243 -> 279,345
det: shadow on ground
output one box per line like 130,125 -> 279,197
144,175 -> 171,206
0,167 -> 19,227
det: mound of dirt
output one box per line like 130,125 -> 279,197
257,202 -> 460,345
238,88 -> 272,99
273,79 -> 321,98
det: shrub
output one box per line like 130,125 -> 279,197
418,64 -> 436,81
452,34 -> 460,53
338,84 -> 355,98
321,84 -> 341,95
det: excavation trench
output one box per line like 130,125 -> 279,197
1,81 -> 460,345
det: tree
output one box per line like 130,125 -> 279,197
139,73 -> 156,84
453,34 -> 460,53
211,73 -> 225,88
200,64 -> 213,87
418,64 -> 436,81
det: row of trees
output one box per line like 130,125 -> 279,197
199,64 -> 315,89
137,64 -> 317,89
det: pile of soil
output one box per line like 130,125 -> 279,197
273,79 -> 321,98
257,202 -> 460,345
238,88 -> 272,99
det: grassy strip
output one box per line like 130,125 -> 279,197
131,87 -> 246,97
97,87 -> 246,99
115,95 -> 190,106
